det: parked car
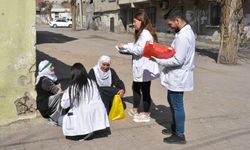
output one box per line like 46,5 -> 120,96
49,19 -> 72,28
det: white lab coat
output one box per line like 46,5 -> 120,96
61,79 -> 110,136
154,25 -> 195,91
121,29 -> 160,82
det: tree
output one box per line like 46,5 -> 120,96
70,0 -> 77,31
217,0 -> 244,64
42,2 -> 53,21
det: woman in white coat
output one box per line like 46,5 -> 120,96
60,63 -> 110,140
118,9 -> 160,122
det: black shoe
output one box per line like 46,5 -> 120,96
162,128 -> 176,135
163,134 -> 186,144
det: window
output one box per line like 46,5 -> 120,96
56,19 -> 66,22
55,12 -> 59,19
128,8 -> 138,25
146,7 -> 156,27
207,1 -> 221,26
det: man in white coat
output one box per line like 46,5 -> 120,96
151,7 -> 195,144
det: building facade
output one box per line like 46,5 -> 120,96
92,0 -> 125,32
91,0 -> 250,38
50,4 -> 71,20
118,0 -> 222,35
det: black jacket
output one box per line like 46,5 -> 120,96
35,77 -> 59,118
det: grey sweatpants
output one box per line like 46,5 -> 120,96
48,93 -> 63,122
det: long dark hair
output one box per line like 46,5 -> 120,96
69,63 -> 93,106
134,9 -> 158,43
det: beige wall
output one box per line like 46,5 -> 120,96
93,0 -> 119,12
0,0 -> 36,125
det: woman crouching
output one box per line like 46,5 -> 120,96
60,63 -> 110,141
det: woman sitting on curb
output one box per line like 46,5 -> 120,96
35,60 -> 64,124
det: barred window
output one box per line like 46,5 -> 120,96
207,1 -> 221,26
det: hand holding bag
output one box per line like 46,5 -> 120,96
143,41 -> 176,59
108,95 -> 125,121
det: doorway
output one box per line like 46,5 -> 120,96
110,17 -> 114,32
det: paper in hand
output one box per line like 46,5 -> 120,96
115,45 -> 132,55
115,45 -> 120,51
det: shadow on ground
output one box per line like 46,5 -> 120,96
196,48 -> 250,63
65,128 -> 111,141
36,31 -> 78,45
36,49 -> 71,89
196,48 -> 218,62
123,96 -> 172,129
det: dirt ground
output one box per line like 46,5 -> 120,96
0,24 -> 249,150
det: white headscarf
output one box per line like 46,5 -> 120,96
35,60 -> 57,85
93,55 -> 112,87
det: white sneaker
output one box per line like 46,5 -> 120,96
47,118 -> 58,126
133,112 -> 142,119
128,108 -> 139,117
133,114 -> 150,123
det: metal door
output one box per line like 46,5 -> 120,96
110,17 -> 114,32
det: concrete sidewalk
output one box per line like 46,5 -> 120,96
0,25 -> 250,150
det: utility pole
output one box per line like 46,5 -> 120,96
79,0 -> 83,29
70,0 -> 77,31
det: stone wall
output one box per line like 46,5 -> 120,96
93,12 -> 125,33
0,0 -> 36,125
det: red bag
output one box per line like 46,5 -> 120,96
143,41 -> 176,59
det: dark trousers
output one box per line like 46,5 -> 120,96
132,81 -> 152,112
99,87 -> 120,114
167,90 -> 185,137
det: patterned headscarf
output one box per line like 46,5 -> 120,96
36,60 -> 57,85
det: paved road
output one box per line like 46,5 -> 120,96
0,25 -> 250,150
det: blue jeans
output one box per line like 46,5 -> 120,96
57,115 -> 64,127
167,90 -> 185,137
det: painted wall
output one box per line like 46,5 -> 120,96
0,0 -> 36,125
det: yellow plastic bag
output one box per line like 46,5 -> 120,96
108,95 -> 125,121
